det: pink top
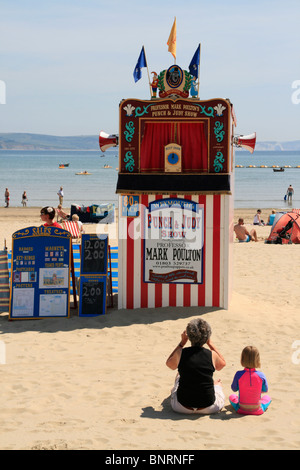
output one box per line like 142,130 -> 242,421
231,368 -> 268,413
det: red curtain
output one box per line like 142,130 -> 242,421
140,121 -> 208,172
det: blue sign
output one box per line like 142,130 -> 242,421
9,226 -> 72,320
121,195 -> 140,218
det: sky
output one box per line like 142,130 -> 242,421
1,0 -> 300,142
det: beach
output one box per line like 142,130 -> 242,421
0,206 -> 299,450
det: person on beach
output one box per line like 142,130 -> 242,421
166,318 -> 226,415
234,218 -> 258,242
253,209 -> 265,226
56,204 -> 70,221
4,188 -> 9,208
286,184 -> 294,203
71,214 -> 84,236
267,210 -> 276,226
40,206 -> 62,228
57,186 -> 64,205
21,191 -> 28,207
229,346 -> 271,415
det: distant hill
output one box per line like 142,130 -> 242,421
0,133 -> 99,150
0,133 -> 299,151
255,140 -> 300,151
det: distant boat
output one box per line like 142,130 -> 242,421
59,163 -> 69,168
75,171 -> 92,175
273,167 -> 284,172
103,164 -> 112,169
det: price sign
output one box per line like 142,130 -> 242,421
79,234 -> 109,316
121,195 -> 140,217
79,277 -> 107,316
81,234 -> 108,275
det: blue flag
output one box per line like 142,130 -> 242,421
189,44 -> 200,78
133,46 -> 147,83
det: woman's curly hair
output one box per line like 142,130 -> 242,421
186,318 -> 212,347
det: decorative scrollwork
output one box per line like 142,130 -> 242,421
124,151 -> 135,172
214,121 -> 225,142
194,104 -> 214,117
134,104 -> 153,117
124,121 -> 135,142
213,151 -> 225,172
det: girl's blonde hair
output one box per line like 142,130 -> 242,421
241,346 -> 261,368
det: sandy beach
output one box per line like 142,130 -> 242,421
0,206 -> 299,450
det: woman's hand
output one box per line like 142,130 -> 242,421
206,337 -> 226,371
180,330 -> 188,347
166,330 -> 188,370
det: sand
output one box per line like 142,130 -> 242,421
0,206 -> 299,450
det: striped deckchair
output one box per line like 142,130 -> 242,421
0,249 -> 10,312
63,221 -> 80,240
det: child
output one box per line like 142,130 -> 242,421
229,346 -> 271,415
40,206 -> 62,228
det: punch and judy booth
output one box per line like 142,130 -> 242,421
101,63 -> 252,310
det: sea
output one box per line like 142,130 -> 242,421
0,149 -> 300,210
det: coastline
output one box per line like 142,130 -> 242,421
0,205 -> 299,450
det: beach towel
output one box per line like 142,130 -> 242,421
0,249 -> 10,312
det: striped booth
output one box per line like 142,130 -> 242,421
116,93 -> 235,310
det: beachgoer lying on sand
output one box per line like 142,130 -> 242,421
234,218 -> 258,242
166,318 -> 226,415
229,346 -> 271,415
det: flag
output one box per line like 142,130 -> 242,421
167,18 -> 177,60
189,44 -> 200,78
133,46 -> 147,83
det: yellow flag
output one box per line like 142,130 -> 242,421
167,18 -> 176,60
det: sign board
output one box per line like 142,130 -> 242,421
9,226 -> 71,320
144,198 -> 204,284
79,234 -> 109,316
121,195 -> 140,218
80,234 -> 108,276
79,276 -> 107,317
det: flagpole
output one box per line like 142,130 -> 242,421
143,45 -> 152,98
197,43 -> 201,98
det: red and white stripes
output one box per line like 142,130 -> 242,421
118,193 -> 233,310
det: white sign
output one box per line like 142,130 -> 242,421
144,198 -> 204,284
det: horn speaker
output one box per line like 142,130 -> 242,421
99,131 -> 119,152
233,132 -> 256,154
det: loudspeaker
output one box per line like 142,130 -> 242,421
233,132 -> 256,154
99,131 -> 119,152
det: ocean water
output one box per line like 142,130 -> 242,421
0,149 -> 299,209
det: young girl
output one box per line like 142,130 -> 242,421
229,346 -> 271,415
40,206 -> 62,228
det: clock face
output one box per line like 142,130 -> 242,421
168,152 -> 179,165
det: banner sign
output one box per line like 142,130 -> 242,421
144,198 -> 204,284
9,226 -> 71,320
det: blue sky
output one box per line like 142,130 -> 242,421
1,0 -> 299,141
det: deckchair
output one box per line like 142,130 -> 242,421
62,221 -> 81,241
0,248 -> 9,313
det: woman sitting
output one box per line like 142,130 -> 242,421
166,318 -> 226,414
